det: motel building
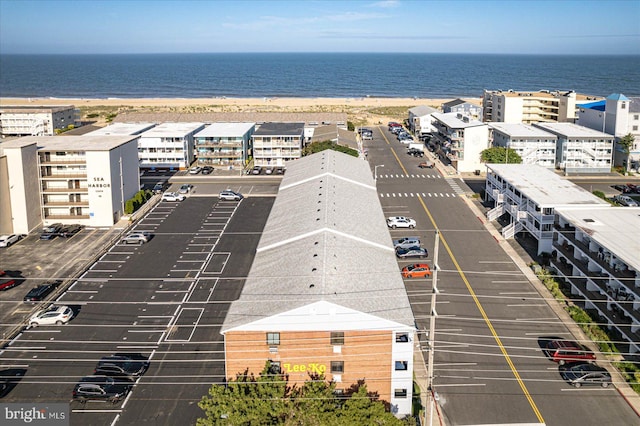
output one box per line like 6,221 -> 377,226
0,135 -> 140,234
220,150 -> 417,417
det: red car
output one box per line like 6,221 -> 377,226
401,263 -> 432,278
544,340 -> 596,365
0,270 -> 19,291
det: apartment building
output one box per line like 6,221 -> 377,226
432,112 -> 489,173
0,135 -> 140,234
577,93 -> 640,169
482,90 -> 600,124
489,123 -> 558,168
135,122 -> 205,170
532,122 -> 614,174
194,122 -> 255,168
252,122 -> 305,167
442,99 -> 482,121
484,164 -> 608,254
0,105 -> 79,137
407,105 -> 438,135
221,150 -> 416,417
86,122 -> 157,137
552,207 -> 640,354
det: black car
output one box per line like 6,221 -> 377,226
559,362 -> 612,388
612,184 -> 632,193
23,281 -> 61,303
407,148 -> 424,157
201,166 -> 214,174
58,224 -> 83,238
40,223 -> 63,240
94,354 -> 150,378
73,375 -> 133,403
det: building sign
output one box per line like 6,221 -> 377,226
282,363 -> 326,374
88,177 -> 111,188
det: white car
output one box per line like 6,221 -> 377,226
122,231 -> 151,245
219,190 -> 243,201
387,216 -> 416,229
29,305 -> 73,326
0,234 -> 22,247
161,192 -> 185,202
188,166 -> 202,175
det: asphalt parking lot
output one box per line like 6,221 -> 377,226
0,191 -> 275,425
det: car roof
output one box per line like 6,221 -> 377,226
548,340 -> 585,350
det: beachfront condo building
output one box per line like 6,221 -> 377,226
489,123 -> 558,168
407,105 -> 438,135
442,99 -> 483,121
482,90 -> 601,124
0,105 -> 79,138
431,112 -> 489,173
194,122 -> 255,168
577,93 -> 640,170
86,122 -> 157,137
252,122 -> 305,167
532,122 -> 614,174
136,122 -> 205,170
0,135 -> 140,234
221,150 -> 416,418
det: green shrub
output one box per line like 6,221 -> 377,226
592,190 -> 606,200
347,121 -> 355,131
124,199 -> 136,214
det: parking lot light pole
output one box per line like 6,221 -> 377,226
375,164 -> 384,181
425,230 -> 440,426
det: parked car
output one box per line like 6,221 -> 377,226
407,148 -> 424,157
161,192 -> 185,202
0,270 -> 19,291
23,281 -> 61,303
252,166 -> 261,175
58,224 -> 83,238
544,340 -> 596,365
188,166 -> 202,175
219,190 -> 243,201
387,216 -> 416,229
0,234 -> 22,248
178,184 -> 192,194
265,167 -> 274,175
122,231 -> 151,245
559,362 -> 612,388
94,354 -> 150,378
275,167 -> 285,175
396,246 -> 428,259
418,161 -> 434,169
401,263 -> 432,278
29,305 -> 74,326
201,166 -> 214,175
152,181 -> 168,194
613,195 -> 639,207
40,223 -> 63,240
612,184 -> 632,193
393,237 -> 421,249
73,375 -> 134,403
626,183 -> 639,193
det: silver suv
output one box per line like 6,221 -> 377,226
219,190 -> 243,201
121,231 -> 151,245
393,236 -> 421,249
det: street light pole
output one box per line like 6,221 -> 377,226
425,230 -> 440,426
374,164 -> 384,181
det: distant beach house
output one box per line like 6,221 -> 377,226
194,122 -> 255,168
576,93 -> 640,169
407,105 -> 438,135
136,122 -> 205,170
441,98 -> 482,121
432,112 -> 489,173
489,123 -> 557,168
0,105 -> 79,138
252,122 -> 305,168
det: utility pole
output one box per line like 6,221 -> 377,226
425,230 -> 440,426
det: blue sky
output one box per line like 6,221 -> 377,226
1,0 -> 638,54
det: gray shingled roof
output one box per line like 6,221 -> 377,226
221,150 -> 416,332
409,105 -> 438,116
254,122 -> 304,136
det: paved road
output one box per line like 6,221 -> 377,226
366,126 -> 638,426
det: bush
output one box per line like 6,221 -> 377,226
347,121 -> 355,131
124,199 -> 136,215
592,190 -> 606,200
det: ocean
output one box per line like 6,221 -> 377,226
0,53 -> 638,99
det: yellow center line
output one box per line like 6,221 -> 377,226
377,125 -> 408,176
417,195 -> 545,424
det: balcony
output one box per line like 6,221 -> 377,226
196,151 -> 243,158
41,187 -> 88,194
42,200 -> 89,207
41,173 -> 87,179
39,157 -> 86,165
196,141 -> 243,147
43,214 -> 90,220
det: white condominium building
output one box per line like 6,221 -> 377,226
137,122 -> 205,170
432,112 -> 489,173
194,122 -> 255,168
0,135 -> 140,234
0,105 -> 79,137
489,123 -> 558,168
252,122 -> 305,167
482,90 -> 600,124
532,122 -> 613,174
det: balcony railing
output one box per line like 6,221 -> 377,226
40,173 -> 87,179
41,187 -> 88,193
43,214 -> 90,220
42,200 -> 89,207
39,158 -> 86,165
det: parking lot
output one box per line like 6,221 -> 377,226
1,191 -> 275,425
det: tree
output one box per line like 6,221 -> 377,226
197,362 -> 411,425
480,146 -> 522,164
302,140 -> 359,157
618,133 -> 635,171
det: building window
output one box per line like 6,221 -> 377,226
394,388 -> 408,398
330,332 -> 344,345
396,333 -> 409,343
266,332 -> 280,346
395,361 -> 408,371
633,126 -> 638,131
330,361 -> 344,374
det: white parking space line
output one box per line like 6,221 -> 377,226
507,304 -> 548,307
138,315 -> 173,319
66,290 -> 99,293
72,409 -> 123,413
492,280 -> 529,284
